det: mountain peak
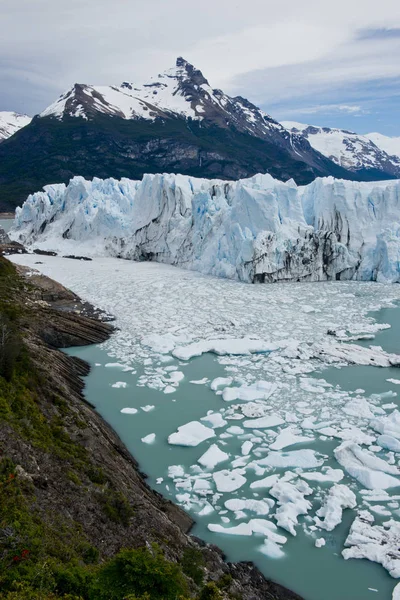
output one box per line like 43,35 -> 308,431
0,111 -> 32,143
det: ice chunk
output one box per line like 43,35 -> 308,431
270,479 -> 313,536
241,441 -> 253,455
168,421 -> 215,446
393,582 -> 400,600
334,442 -> 400,489
315,538 -> 326,548
222,380 -> 277,402
141,405 -> 155,412
211,377 -> 233,390
190,377 -> 209,385
250,474 -> 280,489
259,539 -> 286,559
377,435 -> 400,452
270,426 -> 313,450
198,444 -> 230,469
315,484 -> 357,531
213,469 -> 247,492
200,412 -> 227,429
300,468 -> 344,483
168,465 -> 185,478
371,410 -> 400,440
120,407 -> 138,414
173,338 -> 279,361
243,415 -> 284,429
343,511 -> 400,577
259,449 -> 324,469
141,433 -> 156,444
224,498 -> 274,515
111,381 -> 127,388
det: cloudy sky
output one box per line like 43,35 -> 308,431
1,0 -> 400,134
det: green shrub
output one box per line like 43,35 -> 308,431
90,546 -> 189,600
181,547 -> 205,585
97,488 -> 133,526
198,582 -> 223,600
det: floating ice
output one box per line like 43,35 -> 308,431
141,433 -> 156,444
270,479 -> 313,536
315,484 -> 357,531
371,410 -> 400,440
343,511 -> 400,577
243,415 -> 284,429
213,469 -> 247,492
211,377 -> 233,390
315,538 -> 326,548
173,338 -> 278,361
222,381 -> 278,402
141,405 -> 155,412
334,442 -> 400,489
259,450 -> 324,469
250,474 -> 281,490
111,381 -> 127,388
241,441 -> 253,455
120,407 -> 138,414
198,444 -> 230,469
301,468 -> 344,483
270,427 -> 313,450
168,421 -> 215,446
224,498 -> 274,515
377,435 -> 400,452
200,412 -> 227,429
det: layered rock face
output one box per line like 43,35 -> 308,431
11,173 -> 400,283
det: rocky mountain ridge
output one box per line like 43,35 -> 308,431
282,121 -> 400,179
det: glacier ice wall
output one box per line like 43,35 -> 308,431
11,173 -> 400,283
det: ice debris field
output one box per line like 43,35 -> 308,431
9,252 -> 400,588
10,171 -> 400,283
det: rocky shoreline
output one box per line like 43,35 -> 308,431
0,256 -> 303,600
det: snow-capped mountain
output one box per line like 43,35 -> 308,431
39,57 -> 304,144
0,111 -> 31,142
0,58 -> 355,212
282,121 -> 400,180
11,173 -> 400,284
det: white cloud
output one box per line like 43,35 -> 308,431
0,0 -> 400,116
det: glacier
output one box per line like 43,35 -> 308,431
10,172 -> 400,283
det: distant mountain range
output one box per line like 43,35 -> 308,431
282,121 -> 400,180
0,58 -> 399,212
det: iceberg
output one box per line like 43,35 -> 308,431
11,172 -> 400,283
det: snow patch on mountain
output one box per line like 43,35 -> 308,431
10,172 -> 400,283
0,111 -> 31,142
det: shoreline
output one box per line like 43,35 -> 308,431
0,212 -> 14,219
3,257 -> 303,600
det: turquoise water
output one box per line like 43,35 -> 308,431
65,303 -> 400,600
0,218 -> 13,233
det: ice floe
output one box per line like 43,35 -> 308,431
343,511 -> 400,577
315,484 -> 357,531
198,444 -> 230,469
213,469 -> 247,492
334,442 -> 400,489
168,421 -> 215,446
